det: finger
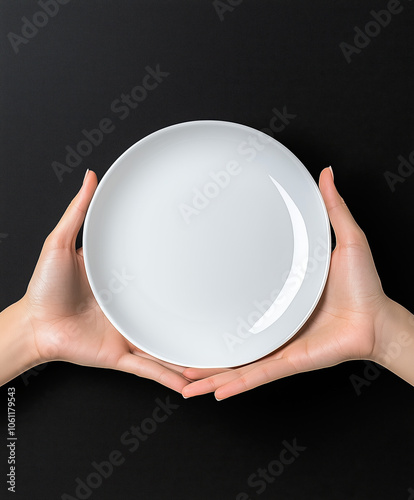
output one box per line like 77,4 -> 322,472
214,358 -> 298,400
183,367 -> 232,380
116,352 -> 189,393
133,351 -> 188,375
48,170 -> 98,250
318,167 -> 364,247
181,354 -> 286,396
182,370 -> 242,397
123,340 -> 188,375
77,247 -> 84,257
183,357 -> 299,399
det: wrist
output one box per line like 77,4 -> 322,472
371,296 -> 414,372
18,296 -> 44,366
0,298 -> 42,386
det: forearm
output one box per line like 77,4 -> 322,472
372,297 -> 414,386
0,299 -> 40,386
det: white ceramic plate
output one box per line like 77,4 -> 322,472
83,120 -> 331,368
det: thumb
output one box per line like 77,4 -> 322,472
319,167 -> 364,247
47,170 -> 98,249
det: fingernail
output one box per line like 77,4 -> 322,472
215,395 -> 223,401
83,169 -> 90,185
328,166 -> 334,180
182,394 -> 189,399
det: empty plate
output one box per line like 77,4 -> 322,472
83,120 -> 331,368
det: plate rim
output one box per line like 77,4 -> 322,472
83,119 -> 331,368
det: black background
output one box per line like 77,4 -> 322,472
1,1 -> 414,499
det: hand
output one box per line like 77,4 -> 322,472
20,170 -> 188,393
182,167 -> 390,400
